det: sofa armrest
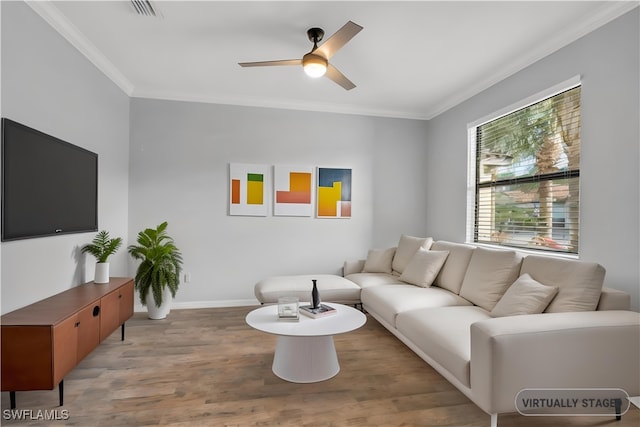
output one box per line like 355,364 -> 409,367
343,259 -> 365,276
597,287 -> 631,310
470,310 -> 640,415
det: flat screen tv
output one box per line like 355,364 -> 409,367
2,118 -> 98,241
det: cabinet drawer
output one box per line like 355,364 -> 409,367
100,290 -> 121,341
1,326 -> 53,391
100,280 -> 134,341
52,316 -> 78,385
77,303 -> 101,361
119,280 -> 134,324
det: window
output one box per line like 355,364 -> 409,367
468,81 -> 581,254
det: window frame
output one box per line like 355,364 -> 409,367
466,76 -> 582,257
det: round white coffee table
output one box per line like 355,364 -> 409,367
245,302 -> 366,383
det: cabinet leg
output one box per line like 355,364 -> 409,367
121,323 -> 125,341
59,380 -> 64,406
10,391 -> 16,409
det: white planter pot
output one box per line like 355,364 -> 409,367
145,286 -> 172,320
94,263 -> 110,284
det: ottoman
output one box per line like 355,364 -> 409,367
255,274 -> 362,305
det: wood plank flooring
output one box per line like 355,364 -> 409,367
2,306 -> 638,426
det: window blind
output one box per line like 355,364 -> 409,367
474,86 -> 581,254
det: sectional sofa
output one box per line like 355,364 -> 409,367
254,235 -> 640,426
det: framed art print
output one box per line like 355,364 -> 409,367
229,163 -> 270,216
273,165 -> 314,217
316,167 -> 352,218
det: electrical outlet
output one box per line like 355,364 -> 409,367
184,273 -> 191,283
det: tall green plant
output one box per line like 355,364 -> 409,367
128,221 -> 183,308
81,230 -> 123,263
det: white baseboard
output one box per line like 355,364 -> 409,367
134,298 -> 261,312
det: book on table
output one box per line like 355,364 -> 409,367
299,304 -> 336,319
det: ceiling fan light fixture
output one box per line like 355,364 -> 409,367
239,21 -> 362,90
302,53 -> 328,78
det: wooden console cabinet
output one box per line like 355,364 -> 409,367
1,277 -> 134,408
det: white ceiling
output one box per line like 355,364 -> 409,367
29,1 -> 637,120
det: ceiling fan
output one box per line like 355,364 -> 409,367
239,21 -> 363,90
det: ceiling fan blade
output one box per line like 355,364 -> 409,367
314,21 -> 363,59
239,59 -> 301,67
325,64 -> 356,91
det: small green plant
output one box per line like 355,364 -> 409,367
128,221 -> 183,308
81,230 -> 123,263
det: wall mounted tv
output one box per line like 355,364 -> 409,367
2,118 -> 98,241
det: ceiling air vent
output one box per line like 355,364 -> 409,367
130,0 -> 161,17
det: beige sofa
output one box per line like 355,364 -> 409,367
254,236 -> 640,426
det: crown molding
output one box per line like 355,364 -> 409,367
131,88 -> 430,120
25,0 -> 135,96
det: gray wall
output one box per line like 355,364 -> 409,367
2,1 -> 637,313
1,2 -> 130,313
424,9 -> 639,309
129,99 -> 429,306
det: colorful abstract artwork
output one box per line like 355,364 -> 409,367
316,167 -> 352,218
274,165 -> 314,217
229,163 -> 269,216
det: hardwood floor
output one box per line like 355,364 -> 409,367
2,306 -> 638,426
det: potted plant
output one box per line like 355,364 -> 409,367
128,221 -> 183,319
82,230 -> 123,284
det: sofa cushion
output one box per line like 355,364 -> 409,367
254,274 -> 361,304
430,241 -> 476,294
362,284 -> 472,328
490,273 -> 558,317
345,272 -> 403,288
459,247 -> 523,311
392,235 -> 434,275
520,255 -> 605,312
363,247 -> 396,274
399,249 -> 449,287
396,306 -> 492,387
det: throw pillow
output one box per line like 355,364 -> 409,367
392,235 -> 434,275
399,249 -> 449,287
520,255 -> 605,313
459,247 -> 524,311
490,274 -> 559,317
363,247 -> 396,274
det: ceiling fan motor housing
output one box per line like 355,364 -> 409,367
307,27 -> 325,44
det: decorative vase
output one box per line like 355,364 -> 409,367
311,279 -> 320,309
94,263 -> 109,284
145,286 -> 172,320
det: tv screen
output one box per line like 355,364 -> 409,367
2,118 -> 98,241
